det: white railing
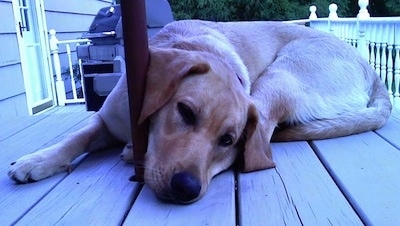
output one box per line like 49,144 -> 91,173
321,18 -> 400,108
49,29 -> 91,106
287,0 -> 400,108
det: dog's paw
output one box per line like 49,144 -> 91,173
8,152 -> 71,183
121,143 -> 134,163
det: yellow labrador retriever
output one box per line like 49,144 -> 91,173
8,20 -> 392,204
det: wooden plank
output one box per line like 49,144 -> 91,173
15,148 -> 139,225
238,141 -> 362,225
0,112 -> 93,163
238,167 -> 302,225
124,171 -> 236,226
0,114 -> 48,142
312,131 -> 400,225
375,110 -> 400,149
0,105 -> 86,140
0,113 -> 93,225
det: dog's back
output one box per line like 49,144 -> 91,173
150,20 -> 392,141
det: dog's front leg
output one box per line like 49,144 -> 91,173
8,114 -> 110,183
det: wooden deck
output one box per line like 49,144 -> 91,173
1,104 -> 400,225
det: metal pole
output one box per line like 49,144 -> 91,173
120,0 -> 149,182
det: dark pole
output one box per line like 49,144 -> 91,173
120,0 -> 149,182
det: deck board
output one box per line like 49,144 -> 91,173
15,149 -> 139,226
375,110 -> 400,149
0,112 -> 93,225
312,130 -> 400,225
238,141 -> 363,226
0,114 -> 48,142
124,171 -> 236,226
1,112 -> 93,163
0,106 -> 399,225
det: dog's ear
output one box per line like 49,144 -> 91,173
138,47 -> 210,124
242,103 -> 276,172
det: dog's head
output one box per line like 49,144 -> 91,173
139,47 -> 275,204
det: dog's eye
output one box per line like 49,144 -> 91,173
177,102 -> 196,125
219,134 -> 234,147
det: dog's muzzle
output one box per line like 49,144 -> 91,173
170,171 -> 201,203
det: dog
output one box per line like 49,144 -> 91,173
8,20 -> 392,204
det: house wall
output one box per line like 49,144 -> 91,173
44,0 -> 113,42
0,0 -> 112,121
0,0 -> 28,120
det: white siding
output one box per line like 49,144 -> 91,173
44,0 -> 113,40
0,64 -> 25,100
0,0 -> 16,33
0,34 -> 21,67
0,94 -> 28,120
0,0 -> 28,119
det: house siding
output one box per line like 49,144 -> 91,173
0,0 -> 112,121
0,0 -> 27,120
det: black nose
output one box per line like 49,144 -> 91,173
170,171 -> 201,203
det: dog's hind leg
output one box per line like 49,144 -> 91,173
271,73 -> 392,141
8,113 -> 116,183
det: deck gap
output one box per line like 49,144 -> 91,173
308,141 -> 371,226
120,179 -> 144,225
374,130 -> 400,150
12,152 -> 91,225
234,170 -> 240,226
11,176 -> 70,225
275,167 -> 304,225
290,197 -> 304,226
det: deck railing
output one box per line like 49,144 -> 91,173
49,29 -> 91,106
290,0 -> 400,108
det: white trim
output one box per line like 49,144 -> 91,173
35,0 -> 56,107
12,0 -> 31,114
11,0 -> 55,115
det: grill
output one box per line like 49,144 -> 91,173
77,0 -> 173,111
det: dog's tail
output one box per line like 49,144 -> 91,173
272,74 -> 392,141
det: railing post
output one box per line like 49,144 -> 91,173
309,6 -> 317,20
49,29 -> 66,106
328,4 -> 338,19
357,0 -> 370,19
66,44 -> 78,100
394,44 -> 400,106
374,24 -> 383,76
357,21 -> 369,60
77,42 -> 87,101
356,0 -> 370,61
369,23 -> 376,68
393,23 -> 400,107
380,24 -> 389,89
328,4 -> 338,35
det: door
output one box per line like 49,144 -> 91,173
12,0 -> 54,114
